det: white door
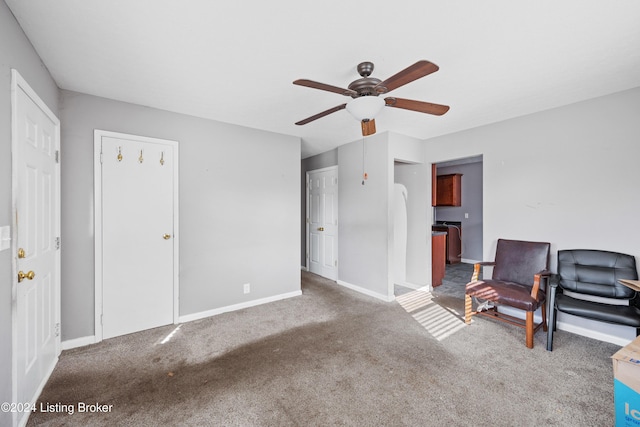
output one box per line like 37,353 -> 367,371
96,132 -> 178,340
307,167 -> 338,280
12,70 -> 61,426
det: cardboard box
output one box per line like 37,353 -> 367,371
612,336 -> 640,426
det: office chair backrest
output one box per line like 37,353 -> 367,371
557,249 -> 638,299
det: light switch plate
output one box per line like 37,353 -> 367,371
0,226 -> 10,251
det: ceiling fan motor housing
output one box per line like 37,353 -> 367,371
349,61 -> 390,96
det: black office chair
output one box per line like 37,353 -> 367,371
546,249 -> 640,351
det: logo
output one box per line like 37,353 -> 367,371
626,402 -> 640,421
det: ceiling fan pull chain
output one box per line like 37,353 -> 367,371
362,136 -> 367,185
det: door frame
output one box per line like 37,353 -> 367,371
93,130 -> 180,342
11,69 -> 61,427
305,165 -> 338,277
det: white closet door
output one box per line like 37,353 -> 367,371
100,135 -> 175,339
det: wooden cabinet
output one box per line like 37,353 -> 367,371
432,232 -> 446,287
435,173 -> 462,206
432,224 -> 462,264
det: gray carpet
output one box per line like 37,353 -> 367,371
28,268 -> 619,426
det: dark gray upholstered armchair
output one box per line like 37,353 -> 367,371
546,249 -> 640,351
465,239 -> 551,349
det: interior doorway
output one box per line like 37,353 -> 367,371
433,155 -> 483,267
393,161 -> 431,298
94,130 -> 179,341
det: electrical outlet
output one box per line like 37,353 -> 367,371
243,283 -> 250,294
464,213 -> 469,219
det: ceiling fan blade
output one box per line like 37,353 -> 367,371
293,79 -> 357,97
295,103 -> 347,125
384,97 -> 450,116
375,61 -> 439,94
361,119 -> 376,136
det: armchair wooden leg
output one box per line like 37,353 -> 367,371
465,294 -> 472,324
541,303 -> 547,332
525,311 -> 534,349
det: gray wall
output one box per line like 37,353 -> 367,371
336,132 -> 427,299
0,2 -> 60,424
338,133 -> 390,297
304,88 -> 640,343
425,87 -> 640,342
435,161 -> 483,262
60,90 -> 301,340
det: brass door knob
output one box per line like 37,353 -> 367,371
318,227 -> 324,231
18,270 -> 35,283
163,234 -> 172,240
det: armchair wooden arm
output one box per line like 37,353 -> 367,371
472,262 -> 496,282
530,270 -> 551,300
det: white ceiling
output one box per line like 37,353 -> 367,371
6,1 -> 640,158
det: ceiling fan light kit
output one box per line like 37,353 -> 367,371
293,60 -> 449,136
346,96 -> 385,121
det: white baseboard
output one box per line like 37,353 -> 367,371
62,335 -> 96,350
179,290 -> 303,324
461,258 -> 481,265
336,280 -> 395,302
497,306 -> 635,347
395,281 -> 418,290
395,281 -> 431,292
554,312 -> 636,346
62,292 -> 303,350
554,320 -> 632,347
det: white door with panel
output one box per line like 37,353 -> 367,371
97,132 -> 178,340
307,167 -> 338,280
12,70 -> 61,425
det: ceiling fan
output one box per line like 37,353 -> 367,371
293,60 -> 449,136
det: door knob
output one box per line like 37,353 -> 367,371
163,234 -> 172,240
318,227 -> 324,231
18,270 -> 35,283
